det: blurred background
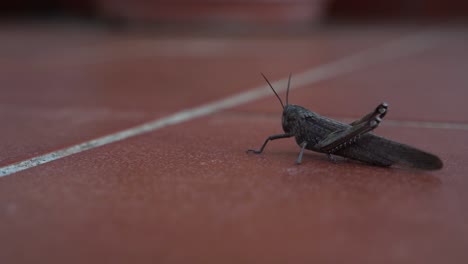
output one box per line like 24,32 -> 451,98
1,0 -> 467,26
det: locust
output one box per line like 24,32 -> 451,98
247,73 -> 443,170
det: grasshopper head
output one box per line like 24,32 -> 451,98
282,104 -> 302,134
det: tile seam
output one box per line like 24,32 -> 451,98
215,112 -> 468,131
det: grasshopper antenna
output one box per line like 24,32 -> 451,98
261,73 -> 284,109
286,72 -> 291,106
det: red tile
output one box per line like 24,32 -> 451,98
238,32 -> 468,123
0,113 -> 466,263
0,107 -> 155,166
0,25 -> 404,166
2,24 -> 465,264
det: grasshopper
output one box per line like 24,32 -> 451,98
247,73 -> 443,170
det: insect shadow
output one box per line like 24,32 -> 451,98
247,73 -> 443,170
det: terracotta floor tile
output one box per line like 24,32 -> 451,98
1,112 -> 466,263
0,25 -> 405,166
238,31 -> 468,123
1,23 -> 467,264
0,106 -> 155,166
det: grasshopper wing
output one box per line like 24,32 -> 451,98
337,134 -> 443,170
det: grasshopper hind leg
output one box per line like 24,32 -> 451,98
315,103 -> 388,154
350,102 -> 388,126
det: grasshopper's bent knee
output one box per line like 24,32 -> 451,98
350,102 -> 388,126
377,102 -> 388,119
247,133 -> 293,154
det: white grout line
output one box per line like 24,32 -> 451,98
383,119 -> 468,130
338,118 -> 468,130
0,31 -> 442,177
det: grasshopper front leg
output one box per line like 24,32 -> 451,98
315,103 -> 388,154
247,133 -> 293,154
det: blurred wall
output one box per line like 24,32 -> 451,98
94,0 -> 326,25
1,0 -> 467,22
0,0 -> 94,17
328,0 -> 468,19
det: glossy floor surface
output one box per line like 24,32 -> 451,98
1,23 -> 467,263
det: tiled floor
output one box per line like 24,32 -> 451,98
1,23 -> 467,263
